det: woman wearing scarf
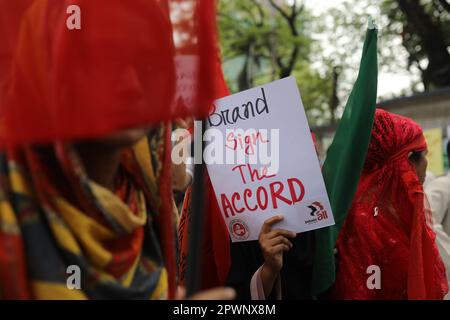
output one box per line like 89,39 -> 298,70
0,0 -> 232,300
332,109 -> 448,300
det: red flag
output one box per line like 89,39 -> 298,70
0,0 -> 219,146
178,60 -> 231,289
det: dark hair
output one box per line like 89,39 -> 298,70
409,150 -> 424,163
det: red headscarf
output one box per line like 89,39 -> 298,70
0,0 -> 218,146
0,0 -> 219,300
332,109 -> 448,300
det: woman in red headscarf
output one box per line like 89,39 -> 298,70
0,0 -> 234,300
332,109 -> 448,300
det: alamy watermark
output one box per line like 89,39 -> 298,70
366,265 -> 381,290
66,265 -> 81,290
172,121 -> 281,175
66,5 -> 81,30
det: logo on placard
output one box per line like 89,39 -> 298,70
305,201 -> 329,225
229,219 -> 250,240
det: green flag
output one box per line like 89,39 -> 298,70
311,21 -> 378,296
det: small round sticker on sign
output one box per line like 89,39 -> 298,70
229,219 -> 250,241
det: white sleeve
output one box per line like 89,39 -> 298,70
250,266 -> 282,300
425,177 -> 450,225
425,177 -> 450,298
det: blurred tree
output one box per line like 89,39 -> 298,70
292,62 -> 333,125
382,0 -> 450,90
310,2 -> 373,119
312,0 -> 449,114
218,0 -> 333,124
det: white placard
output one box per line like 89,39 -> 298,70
206,77 -> 335,242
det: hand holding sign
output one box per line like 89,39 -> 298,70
259,215 -> 296,273
258,215 -> 295,297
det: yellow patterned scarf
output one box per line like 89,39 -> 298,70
0,127 -> 177,299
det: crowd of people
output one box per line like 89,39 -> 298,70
0,0 -> 449,300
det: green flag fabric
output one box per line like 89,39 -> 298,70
311,22 -> 378,296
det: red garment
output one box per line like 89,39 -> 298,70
178,175 -> 231,289
0,0 -> 218,146
332,109 -> 448,300
0,0 -> 32,89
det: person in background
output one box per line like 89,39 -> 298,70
424,170 -> 436,188
425,140 -> 450,299
332,109 -> 448,300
